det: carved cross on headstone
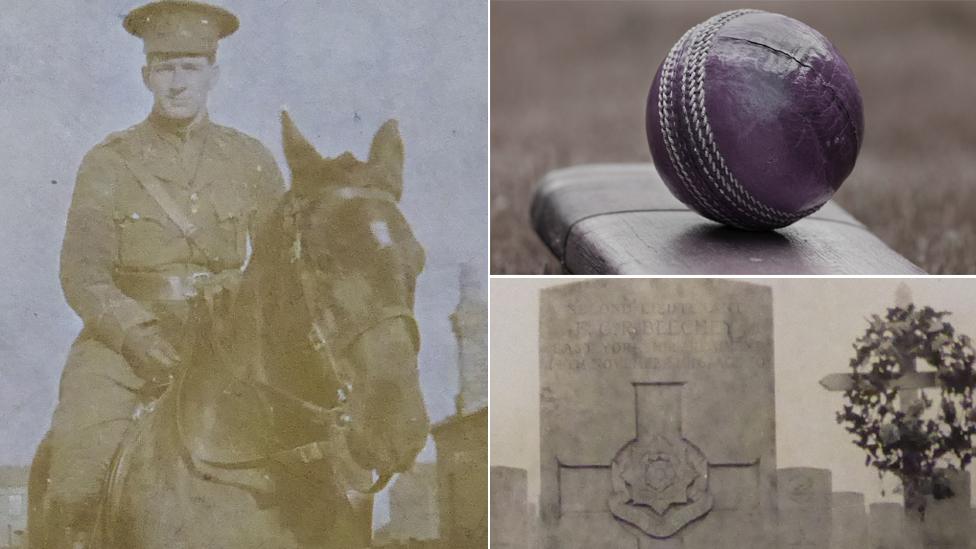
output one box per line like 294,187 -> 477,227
540,279 -> 776,549
558,383 -> 760,542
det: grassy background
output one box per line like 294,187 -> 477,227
491,0 -> 976,274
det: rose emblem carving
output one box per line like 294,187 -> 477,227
609,434 -> 713,538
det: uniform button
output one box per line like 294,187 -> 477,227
190,192 -> 199,202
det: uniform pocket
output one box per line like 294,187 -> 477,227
116,210 -> 188,268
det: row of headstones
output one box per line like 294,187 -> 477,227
490,466 -> 537,549
778,467 -> 974,549
491,465 -> 975,549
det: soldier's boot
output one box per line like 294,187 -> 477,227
47,339 -> 141,549
46,436 -> 119,549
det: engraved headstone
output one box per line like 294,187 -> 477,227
915,470 -> 971,549
491,466 -> 530,549
539,279 -> 776,549
829,492 -> 868,549
777,468 -> 832,549
869,502 -> 918,549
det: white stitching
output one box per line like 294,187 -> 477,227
683,10 -> 820,228
687,10 -> 793,227
690,10 -> 798,226
658,23 -> 733,225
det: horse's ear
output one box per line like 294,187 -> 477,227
368,119 -> 404,201
281,111 -> 321,191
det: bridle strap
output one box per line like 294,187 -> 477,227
181,187 -> 415,494
182,340 -> 392,494
181,263 -> 415,497
270,442 -> 394,495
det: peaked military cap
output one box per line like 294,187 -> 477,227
123,1 -> 239,55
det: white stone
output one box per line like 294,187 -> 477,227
491,466 -> 529,549
776,468 -> 832,549
829,492 -> 868,549
869,502 -> 917,549
539,279 -> 776,549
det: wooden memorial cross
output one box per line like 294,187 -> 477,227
817,284 -> 947,549
818,286 -> 938,412
819,369 -> 939,406
558,382 -> 761,544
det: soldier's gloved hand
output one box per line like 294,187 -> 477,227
121,321 -> 181,384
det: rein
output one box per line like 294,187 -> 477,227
175,185 -> 417,497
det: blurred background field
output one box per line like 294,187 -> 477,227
491,0 -> 976,274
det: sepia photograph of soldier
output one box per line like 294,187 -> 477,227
0,1 -> 487,548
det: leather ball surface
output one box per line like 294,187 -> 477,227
646,9 -> 864,230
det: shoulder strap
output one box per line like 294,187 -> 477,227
105,147 -> 231,261
107,148 -> 199,238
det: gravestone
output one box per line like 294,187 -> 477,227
490,466 -> 530,549
914,469 -> 971,549
869,502 -> 919,549
970,509 -> 976,549
777,468 -> 832,549
539,279 -> 776,549
829,492 -> 868,549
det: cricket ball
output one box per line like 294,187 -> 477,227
646,10 -> 864,230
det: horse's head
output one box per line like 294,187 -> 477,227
276,112 -> 429,477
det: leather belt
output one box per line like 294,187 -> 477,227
116,269 -> 242,302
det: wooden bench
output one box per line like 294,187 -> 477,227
531,164 -> 924,275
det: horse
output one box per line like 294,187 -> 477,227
29,113 -> 430,548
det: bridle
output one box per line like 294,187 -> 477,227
180,185 -> 420,496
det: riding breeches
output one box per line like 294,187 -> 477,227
46,336 -> 146,525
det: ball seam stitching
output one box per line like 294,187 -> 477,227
658,23 -> 731,225
689,10 -> 819,228
689,10 -> 800,227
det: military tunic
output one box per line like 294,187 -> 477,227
48,113 -> 285,517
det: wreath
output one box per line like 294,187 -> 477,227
836,304 -> 976,513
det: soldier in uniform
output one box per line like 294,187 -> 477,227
45,2 -> 285,545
